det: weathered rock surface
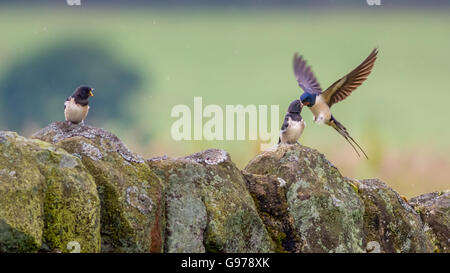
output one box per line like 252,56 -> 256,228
32,122 -> 164,253
0,131 -> 100,253
410,191 -> 450,252
1,124 -> 448,253
148,149 -> 274,253
357,179 -> 434,253
244,144 -> 365,253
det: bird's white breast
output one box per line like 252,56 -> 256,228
280,118 -> 305,144
64,98 -> 89,124
309,95 -> 331,124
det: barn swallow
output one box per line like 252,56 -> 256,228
278,99 -> 305,145
294,48 -> 378,159
64,85 -> 94,125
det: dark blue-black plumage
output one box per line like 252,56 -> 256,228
292,48 -> 379,158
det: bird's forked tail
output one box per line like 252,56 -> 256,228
329,116 -> 368,159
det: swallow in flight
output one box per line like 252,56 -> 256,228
294,48 -> 378,159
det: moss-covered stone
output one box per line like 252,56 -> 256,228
244,144 -> 365,253
148,149 -> 274,253
410,191 -> 450,253
32,122 -> 164,253
0,131 -> 100,253
357,179 -> 434,253
243,172 -> 299,252
2,124 -> 446,254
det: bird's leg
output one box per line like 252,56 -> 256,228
80,120 -> 85,126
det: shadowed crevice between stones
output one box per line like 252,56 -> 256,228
148,149 -> 274,253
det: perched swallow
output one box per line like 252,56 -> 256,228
294,48 -> 378,159
64,85 -> 94,124
278,99 -> 305,145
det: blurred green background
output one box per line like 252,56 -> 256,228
0,2 -> 449,197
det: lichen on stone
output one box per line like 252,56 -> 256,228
148,150 -> 274,253
81,142 -> 103,161
184,149 -> 229,165
126,186 -> 154,214
31,122 -> 164,253
358,179 -> 434,253
244,144 -> 365,253
2,123 -> 448,254
0,130 -> 100,253
32,122 -> 144,164
410,191 -> 450,252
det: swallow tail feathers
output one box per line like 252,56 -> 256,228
329,116 -> 368,159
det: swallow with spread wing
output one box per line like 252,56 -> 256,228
294,48 -> 378,159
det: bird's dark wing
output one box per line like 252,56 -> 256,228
280,114 -> 290,132
64,96 -> 71,110
278,114 -> 290,144
293,53 -> 323,95
322,48 -> 378,107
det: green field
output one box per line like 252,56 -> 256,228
0,7 -> 449,197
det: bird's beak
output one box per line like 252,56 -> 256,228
89,89 -> 94,97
